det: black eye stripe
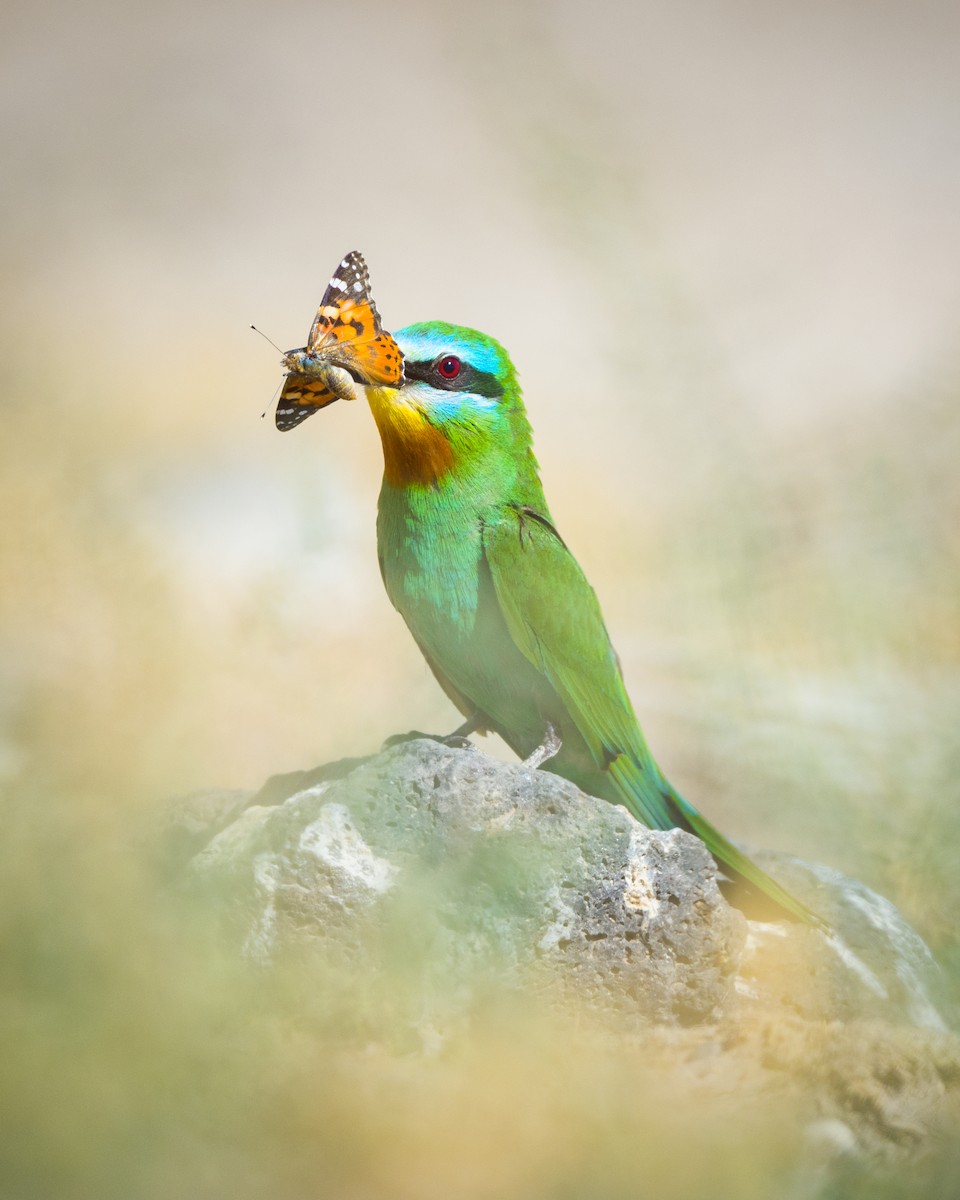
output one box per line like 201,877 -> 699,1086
404,357 -> 503,398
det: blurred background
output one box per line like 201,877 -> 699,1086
2,0 -> 959,1195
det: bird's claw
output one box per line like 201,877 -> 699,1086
382,729 -> 476,752
438,734 -> 475,750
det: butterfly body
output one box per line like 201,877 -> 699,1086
275,250 -> 403,431
281,351 -> 358,404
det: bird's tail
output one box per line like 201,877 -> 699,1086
607,754 -> 826,929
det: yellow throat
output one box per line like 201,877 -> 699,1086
366,386 -> 455,488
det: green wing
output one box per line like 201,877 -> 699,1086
483,505 -> 824,927
482,505 -> 675,829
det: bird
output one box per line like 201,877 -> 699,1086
361,321 -> 822,927
273,255 -> 820,927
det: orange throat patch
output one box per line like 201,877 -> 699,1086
366,387 -> 455,488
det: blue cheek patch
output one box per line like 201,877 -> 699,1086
430,391 -> 499,422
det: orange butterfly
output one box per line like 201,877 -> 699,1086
276,250 -> 404,431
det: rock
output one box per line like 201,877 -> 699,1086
177,738 -> 960,1164
187,740 -> 745,1025
740,853 -> 950,1032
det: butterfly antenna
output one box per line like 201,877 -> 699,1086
260,378 -> 284,421
250,324 -> 285,354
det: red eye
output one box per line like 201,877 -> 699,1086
437,355 -> 461,379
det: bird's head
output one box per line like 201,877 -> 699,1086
364,322 -> 535,490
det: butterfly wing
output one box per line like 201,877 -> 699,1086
350,329 -> 404,386
306,251 -> 405,387
275,372 -> 339,431
307,250 -> 380,352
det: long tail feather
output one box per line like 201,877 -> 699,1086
608,754 -> 826,928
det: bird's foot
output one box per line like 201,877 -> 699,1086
382,730 -> 475,751
522,723 -> 562,769
382,715 -> 482,753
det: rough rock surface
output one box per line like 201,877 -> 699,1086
177,739 -> 960,1166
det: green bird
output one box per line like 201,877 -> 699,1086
327,318 -> 819,926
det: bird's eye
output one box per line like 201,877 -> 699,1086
437,355 -> 462,380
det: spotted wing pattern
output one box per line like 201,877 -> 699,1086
276,251 -> 404,432
275,373 -> 340,431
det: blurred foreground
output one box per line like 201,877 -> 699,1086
2,356 -> 959,1196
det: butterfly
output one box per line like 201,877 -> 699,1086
275,250 -> 405,431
